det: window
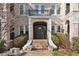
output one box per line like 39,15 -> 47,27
57,26 -> 60,32
52,26 -> 55,34
10,32 -> 15,40
25,26 -> 28,34
35,4 -> 44,14
20,4 -> 28,16
65,3 -> 70,15
51,4 -> 55,14
41,5 -> 44,13
57,6 -> 60,14
20,4 -> 24,15
20,26 -> 23,35
10,3 -> 15,14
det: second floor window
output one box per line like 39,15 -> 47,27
35,4 -> 44,14
20,4 -> 28,16
57,6 -> 60,14
10,3 -> 15,14
65,3 -> 70,15
51,4 -> 55,14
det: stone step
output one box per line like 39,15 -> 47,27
32,39 -> 48,46
32,39 -> 48,50
24,50 -> 52,56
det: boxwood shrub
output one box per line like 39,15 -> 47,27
14,34 -> 28,49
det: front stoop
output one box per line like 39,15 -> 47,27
32,39 -> 48,50
21,39 -> 53,56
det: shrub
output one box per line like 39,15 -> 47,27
53,50 -> 79,56
0,40 -> 5,53
52,35 -> 60,48
52,32 -> 71,49
72,37 -> 79,52
14,34 -> 28,49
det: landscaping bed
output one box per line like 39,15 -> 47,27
14,34 -> 28,49
53,49 -> 79,56
52,32 -> 71,50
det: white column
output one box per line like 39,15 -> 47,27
29,18 -> 33,40
18,27 -> 20,35
48,18 -> 57,50
65,24 -> 68,34
69,21 -> 73,49
23,17 -> 33,50
23,25 -> 26,34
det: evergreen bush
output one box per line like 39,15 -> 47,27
14,34 -> 28,49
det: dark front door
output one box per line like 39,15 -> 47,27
33,22 -> 47,39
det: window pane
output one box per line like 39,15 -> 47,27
52,26 -> 55,33
10,3 -> 14,13
52,4 -> 55,9
24,4 -> 28,15
35,5 -> 38,13
57,6 -> 60,14
41,5 -> 44,13
57,26 -> 60,32
51,10 -> 55,14
65,3 -> 70,15
20,4 -> 28,15
51,4 -> 55,14
20,4 -> 24,15
35,4 -> 44,14
20,26 -> 23,35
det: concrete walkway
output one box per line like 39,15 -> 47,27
22,50 -> 53,56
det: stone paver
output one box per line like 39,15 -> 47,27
23,50 -> 53,56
